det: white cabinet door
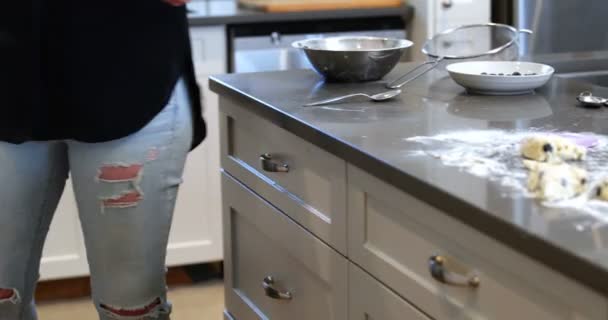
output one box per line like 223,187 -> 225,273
166,75 -> 223,266
40,179 -> 89,280
407,0 -> 491,61
434,0 -> 491,34
166,26 -> 226,266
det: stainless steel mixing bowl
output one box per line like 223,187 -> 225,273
292,36 -> 413,82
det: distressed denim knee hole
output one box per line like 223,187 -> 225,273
96,163 -> 146,212
96,163 -> 144,183
100,190 -> 144,210
0,288 -> 20,304
99,297 -> 168,319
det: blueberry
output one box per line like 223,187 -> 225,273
481,72 -> 488,75
597,187 -> 603,197
542,143 -> 553,153
512,71 -> 521,76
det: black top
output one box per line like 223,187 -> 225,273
0,1 -> 205,148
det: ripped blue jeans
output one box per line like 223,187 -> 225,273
0,79 -> 193,320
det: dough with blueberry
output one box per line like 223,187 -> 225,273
524,160 -> 587,201
521,136 -> 586,163
595,179 -> 608,201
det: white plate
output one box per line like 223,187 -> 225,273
446,61 -> 555,95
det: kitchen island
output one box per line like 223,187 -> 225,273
210,63 -> 608,319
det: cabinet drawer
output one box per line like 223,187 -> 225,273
347,165 -> 607,320
220,97 -> 347,253
350,263 -> 431,320
222,172 -> 348,320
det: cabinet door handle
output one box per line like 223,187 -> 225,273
270,31 -> 282,45
429,255 -> 480,288
260,154 -> 290,173
262,276 -> 293,300
441,0 -> 453,9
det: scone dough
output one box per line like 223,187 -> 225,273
595,179 -> 608,201
521,136 -> 586,163
524,160 -> 587,201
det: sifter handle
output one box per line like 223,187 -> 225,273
386,57 -> 444,89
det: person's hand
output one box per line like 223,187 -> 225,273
163,0 -> 191,6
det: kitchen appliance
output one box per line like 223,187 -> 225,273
496,1 -> 608,93
293,36 -> 413,82
446,61 -> 554,95
238,0 -> 403,12
508,0 -> 608,55
230,17 -> 407,73
387,23 -> 532,89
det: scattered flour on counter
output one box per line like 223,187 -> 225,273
543,197 -> 608,222
405,130 -> 608,218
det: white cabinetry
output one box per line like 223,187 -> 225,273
168,25 -> 225,266
408,0 -> 491,61
40,180 -> 89,279
39,25 -> 226,280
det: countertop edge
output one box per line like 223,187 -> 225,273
188,5 -> 414,26
209,74 -> 608,297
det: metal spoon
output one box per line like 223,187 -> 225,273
303,89 -> 402,107
577,91 -> 608,108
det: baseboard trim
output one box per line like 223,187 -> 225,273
36,262 -> 223,302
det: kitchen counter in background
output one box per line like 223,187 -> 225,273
187,0 -> 414,26
210,61 -> 608,298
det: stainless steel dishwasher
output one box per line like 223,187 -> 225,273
229,17 -> 407,73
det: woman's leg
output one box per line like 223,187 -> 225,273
67,79 -> 193,320
0,141 -> 69,320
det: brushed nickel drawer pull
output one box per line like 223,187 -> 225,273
262,276 -> 293,300
260,154 -> 290,173
429,255 -> 480,288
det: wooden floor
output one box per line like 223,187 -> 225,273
38,280 -> 225,320
36,263 -> 225,319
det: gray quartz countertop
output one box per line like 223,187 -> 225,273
187,0 -> 413,26
209,60 -> 608,295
